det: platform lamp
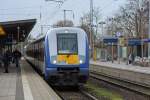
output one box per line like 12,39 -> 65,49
17,26 -> 20,43
17,26 -> 20,50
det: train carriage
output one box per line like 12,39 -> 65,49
25,27 -> 89,86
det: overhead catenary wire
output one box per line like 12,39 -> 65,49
0,0 -> 65,11
42,0 -> 68,25
0,0 -> 63,15
0,5 -> 42,11
26,0 -> 68,40
0,0 -> 67,17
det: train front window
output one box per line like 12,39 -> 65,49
57,34 -> 78,54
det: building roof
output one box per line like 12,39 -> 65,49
0,19 -> 36,44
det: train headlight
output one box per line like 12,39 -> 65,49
53,60 -> 57,64
79,60 -> 83,64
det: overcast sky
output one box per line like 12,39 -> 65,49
0,0 -> 127,37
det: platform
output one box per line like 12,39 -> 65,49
0,58 -> 61,100
90,60 -> 150,86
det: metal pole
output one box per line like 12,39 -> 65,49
111,18 -> 114,63
63,10 -> 66,26
112,42 -> 114,63
101,23 -> 104,61
102,23 -> 104,37
17,26 -> 20,50
40,6 -> 42,36
118,38 -> 120,64
141,8 -> 144,58
17,26 -> 20,43
41,25 -> 43,35
72,11 -> 75,24
40,6 -> 42,21
141,21 -> 144,58
90,0 -> 94,59
63,9 -> 74,26
126,34 -> 129,65
148,1 -> 150,57
141,37 -> 143,58
81,17 -> 83,25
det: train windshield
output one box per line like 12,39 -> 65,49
57,34 -> 78,55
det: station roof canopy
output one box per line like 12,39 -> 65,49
0,19 -> 36,44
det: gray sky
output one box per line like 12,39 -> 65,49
0,0 -> 126,37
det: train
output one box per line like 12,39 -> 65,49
25,27 -> 89,86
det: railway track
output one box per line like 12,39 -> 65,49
54,87 -> 98,100
26,59 -> 97,100
90,71 -> 150,97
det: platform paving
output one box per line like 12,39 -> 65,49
20,59 -> 61,100
0,59 -> 61,100
90,60 -> 150,86
0,63 -> 17,100
90,60 -> 150,74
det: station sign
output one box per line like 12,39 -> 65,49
103,37 -> 118,43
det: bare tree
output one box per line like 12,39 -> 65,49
53,20 -> 74,27
79,7 -> 101,41
106,0 -> 149,38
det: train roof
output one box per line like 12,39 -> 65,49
27,27 -> 85,45
47,27 -> 85,33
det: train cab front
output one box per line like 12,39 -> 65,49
45,54 -> 89,86
44,28 -> 89,86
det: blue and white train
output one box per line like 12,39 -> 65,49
25,27 -> 89,86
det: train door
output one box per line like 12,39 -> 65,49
42,41 -> 45,75
33,43 -> 36,66
37,42 -> 40,69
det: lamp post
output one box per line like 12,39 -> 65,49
90,0 -> 94,59
99,21 -> 106,37
98,21 -> 106,47
141,9 -> 144,59
99,21 -> 106,60
109,18 -> 115,63
17,26 -> 20,51
17,26 -> 20,43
